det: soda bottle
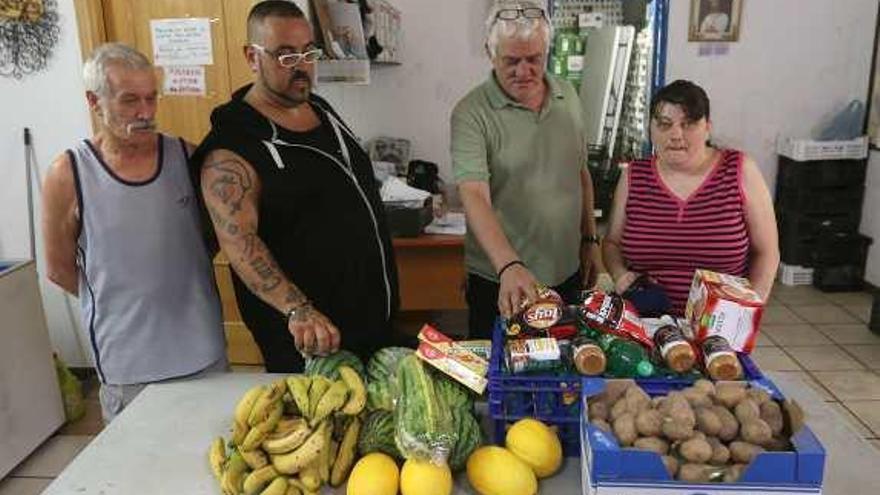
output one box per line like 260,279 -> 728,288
597,333 -> 654,378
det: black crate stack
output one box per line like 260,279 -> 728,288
775,155 -> 872,291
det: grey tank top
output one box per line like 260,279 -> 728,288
69,134 -> 225,385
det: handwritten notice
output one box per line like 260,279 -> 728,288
163,66 -> 205,96
150,18 -> 213,67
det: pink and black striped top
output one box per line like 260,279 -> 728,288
621,149 -> 750,315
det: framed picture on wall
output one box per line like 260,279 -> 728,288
689,0 -> 742,42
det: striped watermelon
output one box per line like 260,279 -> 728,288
431,370 -> 474,412
304,350 -> 365,379
357,410 -> 402,460
366,347 -> 413,383
448,407 -> 483,471
366,380 -> 395,412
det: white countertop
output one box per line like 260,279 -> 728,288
42,371 -> 880,494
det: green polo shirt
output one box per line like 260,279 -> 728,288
451,73 -> 586,286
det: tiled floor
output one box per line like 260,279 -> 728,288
1,284 -> 877,494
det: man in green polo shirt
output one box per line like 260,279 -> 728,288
451,0 -> 600,338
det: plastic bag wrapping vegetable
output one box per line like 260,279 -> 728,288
366,346 -> 414,412
393,355 -> 457,465
53,353 -> 85,423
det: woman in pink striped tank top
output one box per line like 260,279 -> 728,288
603,80 -> 779,315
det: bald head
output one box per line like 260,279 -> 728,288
247,0 -> 306,44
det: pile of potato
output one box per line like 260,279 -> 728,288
587,379 -> 794,483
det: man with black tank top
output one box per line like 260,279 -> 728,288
194,0 -> 399,372
41,44 -> 227,423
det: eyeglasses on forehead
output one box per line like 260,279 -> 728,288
496,7 -> 546,21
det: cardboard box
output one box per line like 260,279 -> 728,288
416,324 -> 488,394
580,377 -> 825,495
685,269 -> 764,353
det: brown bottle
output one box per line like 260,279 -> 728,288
653,322 -> 696,373
702,335 -> 743,380
572,335 -> 607,375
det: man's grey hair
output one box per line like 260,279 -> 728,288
83,43 -> 152,98
485,0 -> 552,59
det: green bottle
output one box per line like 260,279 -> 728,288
597,334 -> 654,378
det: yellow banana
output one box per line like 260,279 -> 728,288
322,440 -> 338,485
287,477 -> 308,494
232,420 -> 249,447
307,376 -> 331,419
275,416 -> 306,434
299,463 -> 321,492
284,479 -> 302,495
260,476 -> 289,495
256,402 -> 284,434
240,448 -> 269,470
249,379 -> 287,426
243,465 -> 279,495
271,420 -> 328,475
286,376 -> 311,419
338,366 -> 366,415
310,380 -> 348,427
235,385 -> 265,425
221,450 -> 248,495
208,437 -> 226,480
242,424 -> 270,451
262,419 -> 311,454
330,416 -> 361,487
318,420 -> 334,484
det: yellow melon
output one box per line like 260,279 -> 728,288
505,418 -> 563,478
346,453 -> 399,495
400,458 -> 453,495
466,445 -> 537,495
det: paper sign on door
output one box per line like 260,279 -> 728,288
163,66 -> 206,96
150,18 -> 213,67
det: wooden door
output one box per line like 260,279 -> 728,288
102,0 -> 233,143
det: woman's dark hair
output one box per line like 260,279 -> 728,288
650,79 -> 711,122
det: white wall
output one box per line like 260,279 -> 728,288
665,0 -> 877,189
0,0 -> 92,365
666,0 -> 879,287
316,0 -> 492,182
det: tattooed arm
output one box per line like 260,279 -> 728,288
201,149 -> 340,356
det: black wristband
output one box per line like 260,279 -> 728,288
497,260 -> 525,278
581,234 -> 601,245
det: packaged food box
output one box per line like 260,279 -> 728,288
685,269 -> 764,353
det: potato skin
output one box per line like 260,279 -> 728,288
695,407 -> 722,437
591,418 -> 612,432
677,463 -> 714,482
613,412 -> 638,446
589,400 -> 610,421
734,398 -> 761,423
729,441 -> 765,464
635,409 -> 663,437
714,384 -> 747,408
679,437 -> 713,463
747,387 -> 771,405
740,419 -> 773,446
760,401 -> 784,436
711,405 -> 740,442
633,436 -> 669,455
706,437 -> 730,465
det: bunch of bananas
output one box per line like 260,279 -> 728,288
208,366 -> 367,495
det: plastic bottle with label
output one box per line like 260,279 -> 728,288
571,335 -> 606,375
653,318 -> 697,373
597,333 -> 654,378
701,335 -> 743,380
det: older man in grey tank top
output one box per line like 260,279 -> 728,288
41,43 -> 227,423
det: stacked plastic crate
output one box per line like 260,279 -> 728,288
775,137 -> 872,291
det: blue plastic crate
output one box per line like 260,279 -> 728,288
487,318 -> 765,457
580,377 -> 825,494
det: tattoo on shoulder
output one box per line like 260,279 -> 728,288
204,157 -> 253,214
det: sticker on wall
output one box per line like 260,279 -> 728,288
163,65 -> 206,96
150,18 -> 213,67
0,0 -> 61,79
